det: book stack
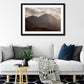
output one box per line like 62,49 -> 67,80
14,64 -> 22,67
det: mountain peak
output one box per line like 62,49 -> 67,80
39,14 -> 53,18
28,15 -> 38,18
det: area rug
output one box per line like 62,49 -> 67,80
0,75 -> 84,84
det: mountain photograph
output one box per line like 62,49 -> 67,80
25,7 -> 61,31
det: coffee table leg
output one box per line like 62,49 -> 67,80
25,69 -> 28,84
22,69 -> 23,84
15,69 -> 18,84
20,69 -> 22,84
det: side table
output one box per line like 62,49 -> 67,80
13,66 -> 30,84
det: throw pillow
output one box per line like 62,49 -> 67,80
0,46 -> 14,61
72,46 -> 83,61
58,44 -> 74,60
13,46 -> 32,59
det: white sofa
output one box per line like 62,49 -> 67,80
0,43 -> 84,82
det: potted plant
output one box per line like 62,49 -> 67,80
20,49 -> 33,66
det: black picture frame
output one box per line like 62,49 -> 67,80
21,3 -> 65,36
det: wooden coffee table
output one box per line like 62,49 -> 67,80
13,66 -> 30,84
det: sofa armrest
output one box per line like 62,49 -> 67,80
80,51 -> 84,64
0,50 -> 2,63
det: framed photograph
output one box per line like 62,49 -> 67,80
21,3 -> 65,36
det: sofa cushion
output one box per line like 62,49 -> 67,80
72,46 -> 83,61
58,44 -> 74,60
0,50 -> 2,63
13,46 -> 32,59
54,59 -> 83,72
0,59 -> 83,73
54,43 -> 63,59
80,51 -> 84,64
0,59 -> 38,72
32,43 -> 54,59
0,46 -> 14,61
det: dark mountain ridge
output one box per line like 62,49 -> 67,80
26,14 -> 61,31
25,19 -> 51,31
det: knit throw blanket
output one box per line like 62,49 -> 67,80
33,57 -> 62,84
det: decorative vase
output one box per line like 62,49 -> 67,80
22,58 -> 28,66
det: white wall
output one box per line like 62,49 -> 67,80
0,0 -> 84,48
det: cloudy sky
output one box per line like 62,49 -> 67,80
25,8 -> 61,20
